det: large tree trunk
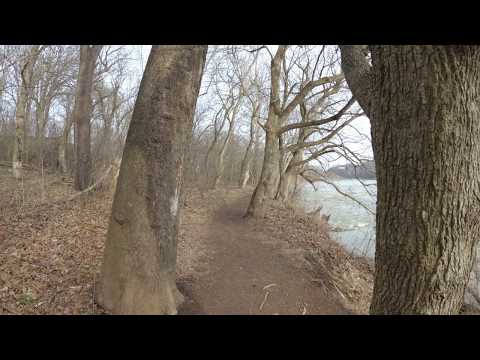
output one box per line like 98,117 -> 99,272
245,119 -> 281,217
97,45 -> 207,315
342,45 -> 480,314
276,151 -> 302,204
245,47 -> 287,217
73,45 -> 102,191
12,46 -> 41,179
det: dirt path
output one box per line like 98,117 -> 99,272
1,169 -> 362,314
178,189 -> 351,315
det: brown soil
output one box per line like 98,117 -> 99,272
177,187 -> 373,315
0,168 -> 373,315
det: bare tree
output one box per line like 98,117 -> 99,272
245,45 -> 343,217
30,45 -> 78,167
239,100 -> 260,188
97,45 -> 207,314
73,45 -> 102,190
12,45 -> 42,178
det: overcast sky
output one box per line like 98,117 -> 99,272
127,45 -> 373,166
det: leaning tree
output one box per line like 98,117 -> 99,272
97,45 -> 207,314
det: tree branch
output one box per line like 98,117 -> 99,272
285,115 -> 360,153
279,97 -> 355,134
281,73 -> 344,117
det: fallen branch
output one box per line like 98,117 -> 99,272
66,165 -> 113,202
14,165 -> 114,219
1,305 -> 20,315
259,291 -> 270,311
306,205 -> 323,217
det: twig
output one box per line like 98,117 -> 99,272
301,304 -> 307,315
1,305 -> 20,315
16,165 -> 114,219
263,283 -> 278,290
332,282 -> 347,301
259,291 -> 270,311
67,165 -> 113,202
92,273 -> 96,315
318,177 -> 375,215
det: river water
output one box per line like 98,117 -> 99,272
298,179 -> 480,307
299,179 -> 377,258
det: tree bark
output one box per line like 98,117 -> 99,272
276,150 -> 302,204
341,45 -> 480,314
245,116 -> 281,217
12,46 -> 41,179
73,45 -> 102,190
244,47 -> 286,217
97,45 -> 207,315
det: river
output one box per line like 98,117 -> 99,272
299,179 -> 377,258
299,178 -> 480,307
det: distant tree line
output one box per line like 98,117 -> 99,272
328,159 -> 375,179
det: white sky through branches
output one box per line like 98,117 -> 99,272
127,45 -> 373,167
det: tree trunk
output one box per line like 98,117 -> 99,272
36,98 -> 52,167
12,46 -> 41,179
213,110 -> 237,189
239,155 -> 251,188
73,45 -> 102,190
245,117 -> 281,217
59,110 -> 73,174
97,45 -> 207,315
276,151 -> 302,204
342,45 -> 480,314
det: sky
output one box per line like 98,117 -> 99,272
126,45 -> 373,166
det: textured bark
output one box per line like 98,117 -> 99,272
339,45 -> 373,118
97,45 -> 207,315
73,45 -> 102,191
12,46 -> 41,179
245,47 -> 286,217
341,45 -> 480,314
276,105 -> 308,204
245,118 -> 281,217
276,151 -> 302,204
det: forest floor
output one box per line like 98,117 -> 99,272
0,166 -> 374,315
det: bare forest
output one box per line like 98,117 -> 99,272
0,45 -> 479,315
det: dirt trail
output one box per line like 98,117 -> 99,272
0,168 -> 360,315
177,189 -> 351,315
